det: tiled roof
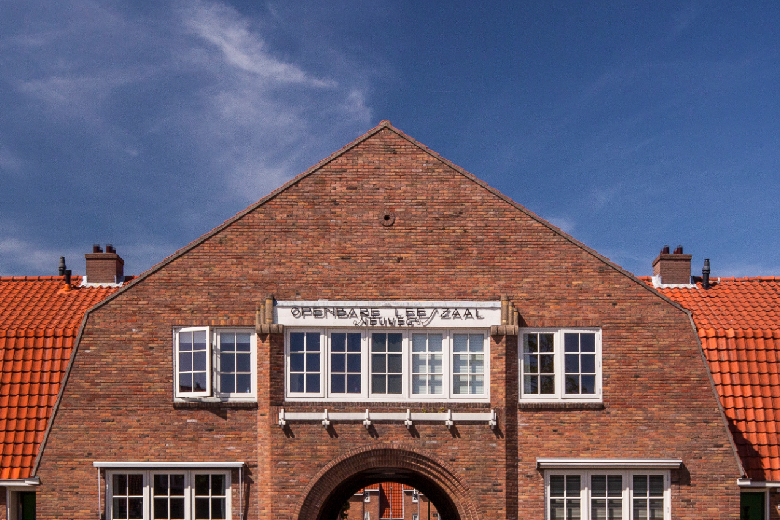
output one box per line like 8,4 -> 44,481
647,276 -> 780,481
0,276 -> 120,479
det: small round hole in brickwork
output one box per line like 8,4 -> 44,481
381,212 -> 396,227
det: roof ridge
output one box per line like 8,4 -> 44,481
0,276 -> 83,282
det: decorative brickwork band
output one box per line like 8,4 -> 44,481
492,295 -> 519,335
256,296 -> 284,334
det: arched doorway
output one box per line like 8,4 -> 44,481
296,446 -> 481,520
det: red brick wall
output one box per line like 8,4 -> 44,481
36,127 -> 741,519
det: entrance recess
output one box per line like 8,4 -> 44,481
296,446 -> 481,520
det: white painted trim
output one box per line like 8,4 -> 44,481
650,275 -> 696,289
738,478 -> 780,488
0,477 -> 40,487
93,462 -> 245,468
278,410 -> 494,422
276,300 -> 501,308
536,458 -> 682,469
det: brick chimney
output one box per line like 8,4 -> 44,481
652,245 -> 692,285
85,244 -> 124,284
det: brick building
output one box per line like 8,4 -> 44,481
4,121 -> 772,519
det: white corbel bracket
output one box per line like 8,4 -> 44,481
363,409 -> 372,428
322,409 -> 331,427
488,409 -> 497,429
404,409 -> 413,429
278,408 -> 286,427
444,409 -> 454,429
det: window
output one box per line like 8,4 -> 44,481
174,328 -> 256,400
546,471 -> 669,520
107,470 -> 230,520
285,329 -> 488,401
520,329 -> 601,401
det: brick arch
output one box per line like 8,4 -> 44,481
295,445 -> 481,520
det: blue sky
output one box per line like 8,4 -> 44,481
1,1 -> 778,279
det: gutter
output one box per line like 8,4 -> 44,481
0,477 -> 40,487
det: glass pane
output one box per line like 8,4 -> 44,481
372,354 -> 386,373
412,354 -> 426,374
591,499 -> 606,520
633,500 -> 648,520
566,476 -> 581,496
524,375 -> 538,394
113,498 -> 127,519
388,333 -> 402,352
648,476 -> 664,497
540,354 -> 554,373
565,375 -> 579,394
525,334 -> 538,353
179,374 -> 193,393
128,475 -> 144,495
128,498 -> 144,519
193,372 -> 207,392
581,354 -> 595,373
211,475 -> 224,494
525,355 -> 538,373
372,333 -> 386,352
608,475 -> 622,497
331,333 -> 346,352
235,353 -> 251,372
306,332 -> 320,351
591,475 -> 606,496
154,474 -> 168,495
568,499 -> 581,520
179,353 -> 192,372
154,498 -> 168,520
564,333 -> 578,352
170,475 -> 184,495
429,334 -> 442,352
193,330 -> 207,348
179,331 -> 192,351
453,375 -> 467,394
194,498 -> 210,520
195,474 -> 210,495
114,474 -> 127,495
633,475 -> 648,496
387,374 -> 402,394
469,334 -> 483,352
290,373 -> 304,393
305,353 -> 319,372
470,375 -> 484,394
331,374 -> 345,393
648,499 -> 663,518
550,499 -> 564,520
220,353 -> 235,373
412,375 -> 426,394
470,354 -> 484,374
453,354 -> 468,374
429,354 -> 442,373
306,373 -> 320,393
429,374 -> 443,394
290,353 -> 304,372
550,476 -> 565,496
235,333 -> 251,351
347,353 -> 361,372
565,354 -> 579,373
539,333 -> 554,352
193,351 -> 207,372
347,374 -> 361,393
387,354 -> 402,373
290,333 -> 304,352
372,374 -> 385,394
581,375 -> 596,394
540,375 -> 555,394
413,334 -> 427,352
170,498 -> 185,519
331,353 -> 346,373
347,333 -> 361,352
221,334 -> 235,351
581,333 -> 595,352
453,334 -> 468,352
608,499 -> 623,519
235,373 -> 250,393
212,498 -> 226,520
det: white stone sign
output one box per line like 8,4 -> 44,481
275,301 -> 501,328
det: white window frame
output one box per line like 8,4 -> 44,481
106,470 -> 231,520
519,328 -> 602,402
544,470 -> 670,520
173,328 -> 256,401
284,328 -> 490,402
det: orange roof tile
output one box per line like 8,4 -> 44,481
651,277 -> 780,481
0,276 -> 120,479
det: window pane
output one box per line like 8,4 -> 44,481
179,353 -> 192,372
566,476 -> 580,496
221,334 -> 235,350
114,474 -> 127,495
387,354 -> 402,373
347,374 -> 361,393
608,475 -> 622,497
331,374 -> 345,394
413,374 -> 426,394
525,355 -> 538,373
525,334 -> 538,353
388,333 -> 402,352
525,375 -> 538,394
429,354 -> 442,373
429,334 -> 442,352
413,334 -> 427,352
564,333 -> 578,352
211,498 -> 226,520
453,354 -> 468,373
540,354 -> 554,373
540,375 -> 555,394
633,500 -> 648,520
193,372 -> 207,392
453,375 -> 467,394
193,330 -> 207,348
453,334 -> 468,352
347,353 -> 361,372
290,333 -> 304,352
565,354 -> 579,373
113,498 -> 127,519
128,498 -> 144,519
235,353 -> 251,372
195,475 -> 209,495
154,474 -> 168,495
470,375 -> 484,394
306,332 -> 320,351
550,500 -> 565,519
372,354 -> 386,373
412,355 -> 426,374
331,353 -> 346,373
387,374 -> 402,394
372,374 -> 385,394
581,333 -> 595,352
331,333 -> 346,352
220,352 -> 235,373
567,500 -> 581,520
179,373 -> 193,393
153,498 -> 168,520
290,373 -> 304,393
591,499 -> 605,520
470,354 -> 484,374
648,499 -> 663,518
234,373 -> 250,393
581,354 -> 595,373
469,334 -> 483,352
429,374 -> 442,394
540,333 -> 554,352
179,331 -> 192,351
372,333 -> 386,352
565,375 -> 579,394
550,476 -> 565,496
633,475 -> 648,496
306,373 -> 320,393
170,499 -> 185,519
195,498 -> 210,520
193,351 -> 207,372
347,333 -> 361,352
290,353 -> 304,372
128,475 -> 143,495
581,375 -> 596,394
235,333 -> 251,351
211,475 -> 225,494
608,499 -> 623,519
648,476 -> 664,497
305,353 -> 319,372
591,475 -> 606,496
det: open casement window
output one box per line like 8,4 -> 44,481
545,471 -> 670,520
285,329 -> 488,401
107,470 -> 230,520
520,329 -> 602,402
174,328 -> 256,400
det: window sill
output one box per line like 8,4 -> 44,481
518,401 -> 605,410
173,400 -> 258,409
